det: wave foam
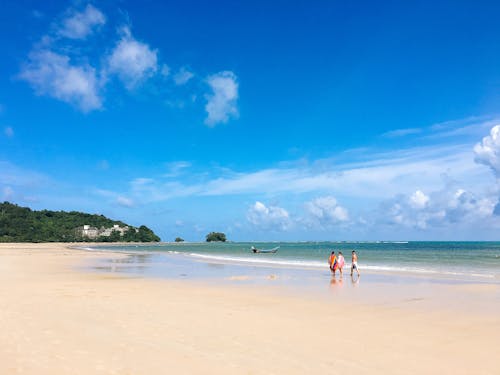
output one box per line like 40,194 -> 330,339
185,253 -> 495,279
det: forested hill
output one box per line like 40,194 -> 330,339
0,202 -> 160,242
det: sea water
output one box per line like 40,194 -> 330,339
85,241 -> 500,283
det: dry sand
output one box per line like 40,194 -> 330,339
0,243 -> 498,374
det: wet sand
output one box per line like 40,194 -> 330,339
0,243 -> 498,374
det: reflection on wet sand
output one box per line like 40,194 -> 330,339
108,253 -> 155,264
329,274 -> 361,289
351,274 -> 360,287
96,253 -> 159,274
330,276 -> 344,288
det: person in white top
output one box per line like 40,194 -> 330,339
350,250 -> 360,276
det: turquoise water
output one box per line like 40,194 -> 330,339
87,241 -> 500,282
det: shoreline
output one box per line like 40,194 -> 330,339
83,245 -> 500,318
0,243 -> 499,374
81,242 -> 499,287
77,241 -> 500,284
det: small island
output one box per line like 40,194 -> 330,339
205,232 -> 227,242
0,202 -> 160,242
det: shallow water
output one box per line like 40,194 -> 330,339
82,241 -> 500,284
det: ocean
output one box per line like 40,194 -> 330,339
86,241 -> 500,283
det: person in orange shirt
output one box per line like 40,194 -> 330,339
328,251 -> 338,275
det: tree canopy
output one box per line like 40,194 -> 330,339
0,202 -> 160,243
205,232 -> 227,242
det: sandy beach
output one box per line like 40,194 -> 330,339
0,243 -> 499,374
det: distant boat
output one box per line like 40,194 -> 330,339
251,245 -> 279,254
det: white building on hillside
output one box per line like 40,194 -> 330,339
80,224 -> 132,239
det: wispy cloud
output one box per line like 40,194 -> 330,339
204,71 -> 239,126
97,160 -> 110,170
56,4 -> 106,40
382,128 -> 422,138
19,49 -> 102,112
0,161 -> 52,204
105,26 -> 158,90
99,140 -> 490,210
195,145 -> 483,199
173,67 -> 194,85
116,196 -> 134,208
2,186 -> 14,201
380,116 -> 498,142
32,10 -> 44,19
160,64 -> 170,77
424,115 -> 498,140
163,161 -> 191,177
93,188 -> 136,209
4,126 -> 14,138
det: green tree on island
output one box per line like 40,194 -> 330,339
205,232 -> 227,242
175,237 -> 184,242
0,202 -> 161,243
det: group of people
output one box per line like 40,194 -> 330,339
328,250 -> 360,277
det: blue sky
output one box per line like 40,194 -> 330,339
2,0 -> 500,241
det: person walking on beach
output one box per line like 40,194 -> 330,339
328,251 -> 338,275
337,252 -> 345,277
350,250 -> 360,276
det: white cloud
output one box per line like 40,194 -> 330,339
193,145 -> 484,200
247,201 -> 291,231
427,116 -> 497,140
409,190 -> 429,209
4,127 -> 14,138
474,125 -> 500,178
131,178 -> 155,188
95,189 -> 136,208
173,67 -> 194,85
164,161 -> 191,177
205,71 -> 239,126
382,128 -> 422,138
303,196 -> 349,228
106,26 -> 158,90
101,142 -> 490,208
116,196 -> 134,208
380,116 -> 498,142
446,189 -> 493,222
57,4 -> 106,40
19,50 -> 102,112
380,187 -> 494,230
20,5 -> 242,119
